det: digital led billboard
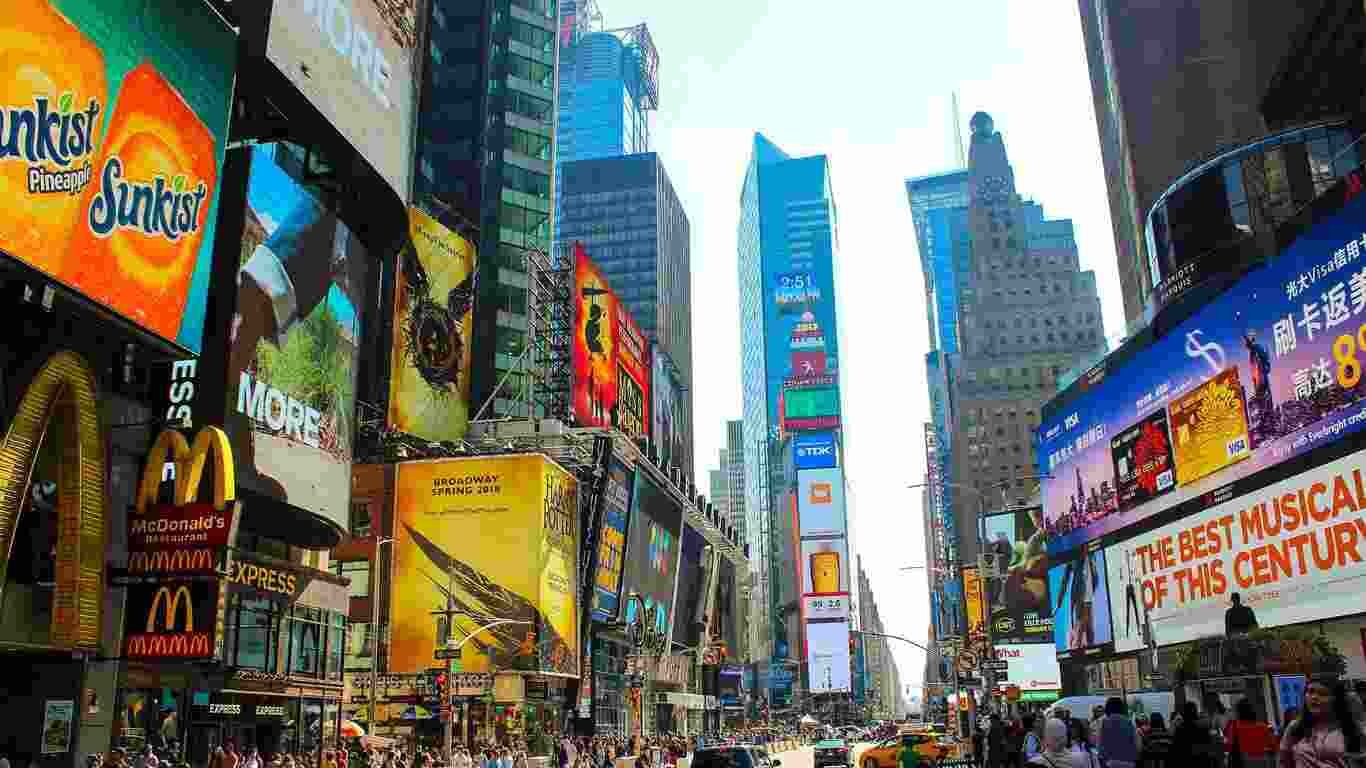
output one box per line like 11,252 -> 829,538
621,471 -> 682,639
590,456 -> 633,622
994,644 -> 1061,691
1049,544 -> 1112,657
0,0 -> 235,354
806,620 -> 852,693
572,244 -> 649,439
1105,450 -> 1366,652
800,538 -> 850,595
794,432 -> 838,470
797,467 -> 846,539
981,507 -> 1052,642
1040,192 -> 1366,555
651,346 -> 686,469
673,523 -> 706,646
225,145 -> 369,530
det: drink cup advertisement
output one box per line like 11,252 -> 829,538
0,0 -> 235,353
224,145 -> 370,531
800,538 -> 849,595
1103,450 -> 1366,650
1040,191 -> 1366,555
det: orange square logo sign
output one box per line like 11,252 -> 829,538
810,482 -> 832,505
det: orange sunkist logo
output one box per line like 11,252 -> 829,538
0,92 -> 102,195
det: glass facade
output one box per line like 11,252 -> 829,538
556,33 -> 651,164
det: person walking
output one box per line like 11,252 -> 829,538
987,714 -> 1008,768
1280,680 -> 1364,768
1026,719 -> 1083,768
1096,698 -> 1142,768
1023,715 -> 1042,761
1066,720 -> 1100,768
1168,703 -> 1215,765
1223,698 -> 1275,768
1139,713 -> 1171,768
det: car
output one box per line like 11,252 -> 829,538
858,733 -> 949,768
692,747 -> 780,768
814,739 -> 851,768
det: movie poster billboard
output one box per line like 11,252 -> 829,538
1105,450 -> 1366,651
981,507 -> 1052,642
620,471 -> 682,639
572,244 -> 649,438
224,145 -> 369,531
1049,544 -> 1112,656
0,0 -> 235,353
590,457 -> 633,623
1040,192 -> 1366,555
962,566 -> 986,637
651,347 -> 687,469
266,0 -> 416,199
389,455 -> 579,676
387,207 -> 476,442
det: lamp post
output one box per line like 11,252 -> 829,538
369,536 -> 394,730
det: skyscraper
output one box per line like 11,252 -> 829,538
558,153 -> 693,470
414,0 -> 558,418
724,420 -> 747,542
556,25 -> 657,163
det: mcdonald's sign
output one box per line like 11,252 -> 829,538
127,427 -> 240,577
123,581 -> 217,659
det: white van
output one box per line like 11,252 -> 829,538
1045,692 -> 1175,724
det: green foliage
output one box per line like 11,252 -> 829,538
254,295 -> 355,451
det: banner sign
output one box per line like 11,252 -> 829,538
994,644 -> 1061,691
123,580 -> 220,659
794,432 -> 838,470
1040,192 -> 1366,555
982,508 -> 1052,642
1104,450 -> 1366,650
802,592 -> 850,622
963,566 -> 986,638
591,457 -> 634,622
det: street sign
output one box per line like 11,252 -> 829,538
435,647 -> 462,660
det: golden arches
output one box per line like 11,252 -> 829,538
0,351 -> 106,650
135,426 -> 235,514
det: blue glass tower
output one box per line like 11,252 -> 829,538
556,30 -> 655,162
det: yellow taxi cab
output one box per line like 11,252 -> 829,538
857,731 -> 950,768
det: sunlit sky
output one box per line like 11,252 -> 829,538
619,0 -> 1127,694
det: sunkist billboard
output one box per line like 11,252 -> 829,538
0,0 -> 236,353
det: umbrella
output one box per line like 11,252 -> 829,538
341,720 -> 366,738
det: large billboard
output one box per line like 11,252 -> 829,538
1,0 -> 235,353
797,467 -> 846,539
963,566 -> 986,638
387,207 -> 476,442
806,620 -> 852,693
651,346 -> 687,470
225,145 -> 369,530
389,455 -> 579,676
800,538 -> 850,595
590,456 -> 633,623
1049,544 -> 1113,657
620,471 -> 682,639
266,0 -> 416,199
794,432 -> 838,470
673,524 -> 707,646
572,244 -> 650,439
981,507 -> 1053,642
1040,192 -> 1366,555
1105,450 -> 1366,651
715,557 -> 740,658
994,644 -> 1061,691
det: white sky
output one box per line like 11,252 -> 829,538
621,0 -> 1126,691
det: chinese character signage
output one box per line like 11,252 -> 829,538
1040,192 -> 1366,554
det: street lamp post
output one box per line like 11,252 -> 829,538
369,536 -> 395,731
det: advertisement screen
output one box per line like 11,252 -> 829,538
389,455 -> 579,675
225,145 -> 369,529
387,207 -> 476,441
651,348 -> 687,470
1049,545 -> 1113,656
1,0 -> 235,353
1104,450 -> 1366,650
716,558 -> 740,657
794,432 -> 838,470
572,244 -> 650,438
981,507 -> 1052,642
719,665 -> 743,707
590,456 -> 633,623
123,581 -> 220,660
1110,408 -> 1177,512
806,620 -> 852,693
672,524 -> 706,646
1040,193 -> 1366,555
800,538 -> 850,595
266,0 -> 416,199
994,644 -> 1061,691
963,566 -> 986,637
797,467 -> 846,539
621,471 -> 682,639
802,592 -> 850,622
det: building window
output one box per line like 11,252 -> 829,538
224,594 -> 281,672
333,560 -> 371,599
329,613 -> 346,681
287,606 -> 326,678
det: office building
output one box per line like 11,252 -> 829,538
558,153 -> 694,470
556,24 -> 657,163
413,0 -> 558,418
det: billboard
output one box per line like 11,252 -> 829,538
590,456 -> 633,623
806,620 -> 852,693
389,455 -> 579,676
1040,192 -> 1366,555
782,384 -> 840,433
266,0 -> 416,199
387,207 -> 476,442
620,471 -> 682,639
225,145 -> 369,530
802,592 -> 850,622
1049,544 -> 1113,656
672,524 -> 707,646
963,566 -> 986,637
981,507 -> 1052,642
800,538 -> 850,595
994,644 -> 1061,691
651,346 -> 687,470
123,581 -> 220,659
1104,450 -> 1366,651
797,467 -> 846,539
794,432 -> 838,470
572,244 -> 649,439
0,0 -> 235,353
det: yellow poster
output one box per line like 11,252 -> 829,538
1169,367 -> 1251,486
387,206 -> 477,442
963,566 -> 985,637
389,455 -> 578,676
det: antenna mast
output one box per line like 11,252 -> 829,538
951,92 -> 966,168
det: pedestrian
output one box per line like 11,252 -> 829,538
1026,719 -> 1082,768
1087,708 -> 1105,747
1224,697 -> 1275,768
1066,720 -> 1098,768
972,725 -> 985,768
987,714 -> 1008,768
1096,697 -> 1141,768
1023,715 -> 1041,760
1168,702 -> 1214,765
1139,713 -> 1171,768
1280,680 -> 1364,768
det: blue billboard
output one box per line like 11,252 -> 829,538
794,432 -> 838,469
1040,190 -> 1366,555
590,457 -> 634,622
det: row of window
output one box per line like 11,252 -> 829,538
982,310 -> 1095,331
222,595 -> 346,680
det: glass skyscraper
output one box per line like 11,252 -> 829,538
556,29 -> 655,163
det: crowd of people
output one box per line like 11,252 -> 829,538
972,681 -> 1366,768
